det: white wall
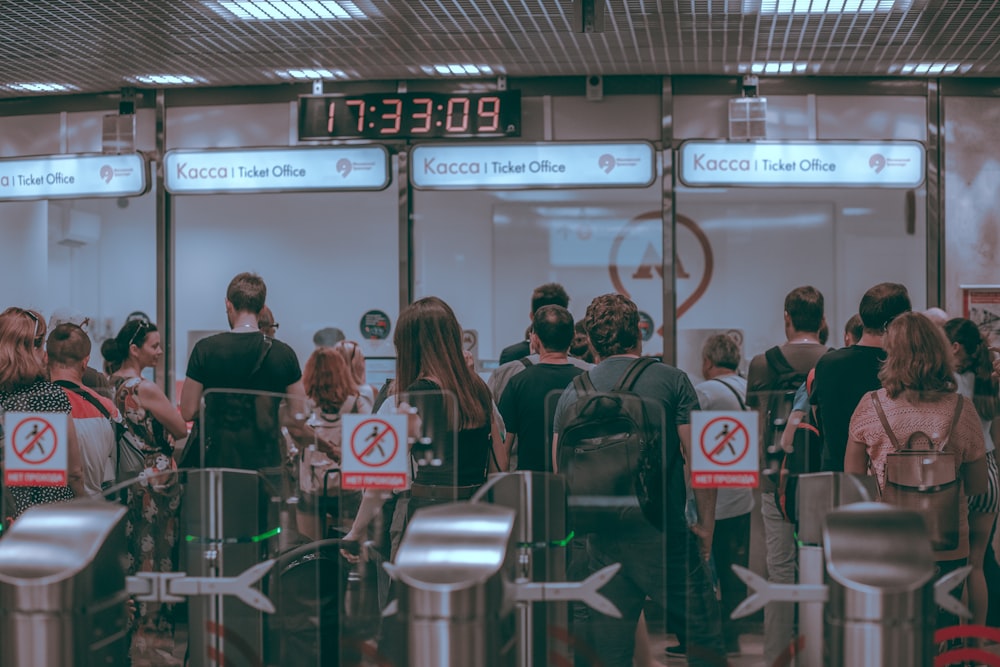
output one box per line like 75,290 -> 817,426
168,102 -> 400,380
0,109 -> 158,368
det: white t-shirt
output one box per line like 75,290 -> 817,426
955,371 -> 996,453
694,374 -> 756,520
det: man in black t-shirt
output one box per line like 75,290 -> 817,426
180,273 -> 305,471
498,305 -> 586,472
498,282 -> 570,364
811,281 -> 911,472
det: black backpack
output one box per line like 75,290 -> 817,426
557,357 -> 680,533
760,346 -> 810,471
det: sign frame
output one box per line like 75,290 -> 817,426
4,412 -> 69,487
961,284 -> 1000,346
0,152 -> 150,201
410,141 -> 657,190
677,140 -> 926,188
690,410 -> 759,488
163,145 -> 391,195
340,414 -> 410,490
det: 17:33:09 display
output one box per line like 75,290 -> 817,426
297,91 -> 521,140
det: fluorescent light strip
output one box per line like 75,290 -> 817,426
133,74 -> 200,85
748,0 -> 908,13
215,1 -> 366,20
896,62 -> 965,76
750,62 -> 809,74
6,82 -> 76,92
426,63 -> 494,76
277,68 -> 349,79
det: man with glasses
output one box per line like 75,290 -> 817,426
49,307 -> 112,398
257,305 -> 279,339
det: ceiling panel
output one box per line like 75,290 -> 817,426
0,0 -> 997,98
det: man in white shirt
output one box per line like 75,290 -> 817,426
691,333 -> 754,656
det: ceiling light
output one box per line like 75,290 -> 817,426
5,82 -> 77,93
895,62 -> 966,76
750,62 -> 808,75
209,1 -> 370,20
132,74 -> 202,85
746,0 -> 910,13
277,68 -> 349,79
425,64 -> 496,77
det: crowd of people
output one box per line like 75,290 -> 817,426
0,274 -> 997,666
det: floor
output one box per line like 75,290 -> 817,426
652,632 -> 765,667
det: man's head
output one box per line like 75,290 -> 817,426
530,305 -> 575,354
226,272 -> 266,317
530,283 -> 570,318
584,293 -> 640,360
859,282 -> 911,333
49,307 -> 89,333
844,313 -> 864,346
257,305 -> 278,337
313,327 -> 346,348
701,333 -> 741,378
46,323 -> 91,375
923,307 -> 949,327
783,286 -> 825,336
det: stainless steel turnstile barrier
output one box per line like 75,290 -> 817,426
794,472 -> 877,667
733,499 -> 971,667
824,502 -> 967,667
0,501 -> 130,666
472,471 -> 571,667
384,501 -> 621,667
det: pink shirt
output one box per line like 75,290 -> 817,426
849,389 -> 985,561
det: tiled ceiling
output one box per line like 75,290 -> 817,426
0,0 -> 998,98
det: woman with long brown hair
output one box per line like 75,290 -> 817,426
0,307 -> 85,515
298,346 -> 371,540
846,312 -> 987,629
943,317 -> 999,636
344,297 -> 506,556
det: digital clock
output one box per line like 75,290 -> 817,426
298,91 -> 521,141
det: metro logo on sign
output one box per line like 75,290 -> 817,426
340,414 -> 409,490
4,412 -> 69,486
690,410 -> 759,488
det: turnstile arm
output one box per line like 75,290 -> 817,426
933,565 -> 973,619
730,565 -> 828,619
126,559 -> 277,613
511,563 -> 622,618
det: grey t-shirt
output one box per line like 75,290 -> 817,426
553,356 -> 699,533
694,375 -> 756,521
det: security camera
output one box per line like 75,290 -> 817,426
586,75 -> 603,102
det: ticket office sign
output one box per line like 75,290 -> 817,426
678,141 -> 925,188
410,142 -> 656,189
690,410 -> 759,488
4,412 -> 69,486
0,153 -> 148,200
164,146 -> 390,194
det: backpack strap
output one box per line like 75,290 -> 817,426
613,357 -> 658,393
249,336 -> 273,378
764,346 -> 796,379
870,391 -> 902,451
711,377 -> 747,410
939,395 -> 965,452
519,357 -> 533,368
571,370 -> 597,398
53,379 -> 113,420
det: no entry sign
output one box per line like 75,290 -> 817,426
4,412 -> 69,486
340,414 -> 409,490
691,410 -> 759,488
